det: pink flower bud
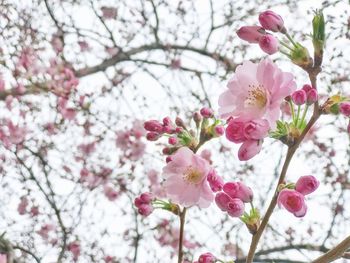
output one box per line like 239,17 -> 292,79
146,132 -> 160,141
227,198 -> 245,217
306,89 -> 318,105
163,117 -> 171,126
278,189 -> 307,217
226,119 -> 245,143
238,140 -> 262,161
295,175 -> 319,195
340,102 -> 350,117
259,35 -> 279,55
302,84 -> 313,93
214,125 -> 225,136
163,125 -> 174,134
134,197 -> 143,207
198,252 -> 216,263
140,192 -> 154,203
144,120 -> 163,132
259,10 -> 284,32
223,182 -> 253,203
243,119 -> 270,140
175,117 -> 186,127
168,137 -> 178,145
207,170 -> 224,192
200,107 -> 214,118
138,204 -> 153,216
291,90 -> 307,105
193,112 -> 202,124
215,192 -> 231,211
175,127 -> 183,133
236,26 -> 266,43
165,156 -> 172,163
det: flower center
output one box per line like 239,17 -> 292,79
245,84 -> 267,109
183,167 -> 204,184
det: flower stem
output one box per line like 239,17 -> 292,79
299,105 -> 309,128
289,101 -> 296,123
284,31 -> 298,47
295,105 -> 301,126
177,207 -> 187,263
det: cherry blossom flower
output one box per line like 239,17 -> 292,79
278,189 -> 307,217
163,147 -> 214,208
219,59 -> 296,128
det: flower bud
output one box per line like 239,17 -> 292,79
238,140 -> 262,161
214,125 -> 225,136
215,192 -> 231,211
340,102 -> 350,117
306,88 -> 318,105
146,132 -> 160,141
277,189 -> 307,217
144,120 -> 163,132
302,84 -> 313,93
168,137 -> 178,145
134,197 -> 143,207
140,192 -> 154,203
312,10 -> 325,57
162,117 -> 172,126
291,90 -> 307,105
223,182 -> 253,203
295,175 -> 319,196
198,252 -> 216,263
243,119 -> 270,140
200,107 -> 214,118
259,10 -> 285,32
226,119 -> 245,143
259,35 -> 279,55
236,26 -> 266,43
138,204 -> 153,217
193,112 -> 202,127
175,117 -> 186,128
207,170 -> 224,192
227,198 -> 245,217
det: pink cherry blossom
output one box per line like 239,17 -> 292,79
0,254 -> 6,263
163,147 -> 214,208
295,175 -> 319,196
238,140 -> 263,161
278,189 -> 307,217
219,59 -> 296,128
223,182 -> 253,203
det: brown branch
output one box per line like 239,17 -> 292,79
177,208 -> 187,263
312,235 -> 350,263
